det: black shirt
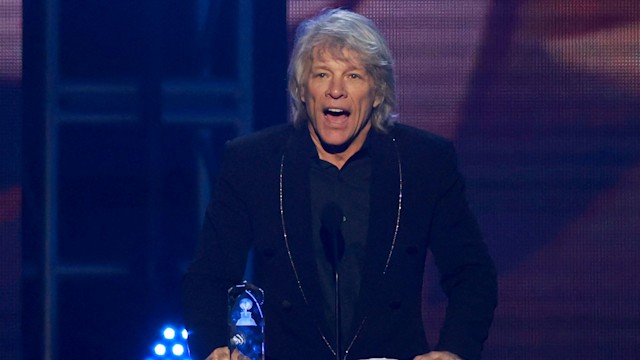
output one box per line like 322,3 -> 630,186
309,138 -> 372,347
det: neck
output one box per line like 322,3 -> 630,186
308,122 -> 371,169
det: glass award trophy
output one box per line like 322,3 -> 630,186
228,281 -> 265,360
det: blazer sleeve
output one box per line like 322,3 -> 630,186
182,142 -> 254,360
428,142 -> 498,360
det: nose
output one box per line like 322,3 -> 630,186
326,78 -> 346,99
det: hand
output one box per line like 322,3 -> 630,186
413,351 -> 463,360
205,346 -> 251,360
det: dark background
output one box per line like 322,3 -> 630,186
2,0 -> 638,359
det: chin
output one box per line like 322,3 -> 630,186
320,129 -> 350,142
322,136 -> 349,146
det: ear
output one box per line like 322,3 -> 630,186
373,94 -> 382,108
298,85 -> 306,104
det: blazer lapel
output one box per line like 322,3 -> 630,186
353,130 -> 401,325
280,128 -> 325,315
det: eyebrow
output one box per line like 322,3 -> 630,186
310,63 -> 366,72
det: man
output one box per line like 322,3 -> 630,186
183,9 -> 497,360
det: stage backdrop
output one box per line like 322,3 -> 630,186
0,0 -> 22,359
288,1 -> 640,358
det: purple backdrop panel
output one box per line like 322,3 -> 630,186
0,0 -> 22,359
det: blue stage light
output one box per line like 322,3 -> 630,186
149,324 -> 191,359
172,344 -> 185,356
163,327 -> 176,340
153,343 -> 167,356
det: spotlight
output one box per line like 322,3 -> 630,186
163,327 -> 176,340
172,344 -> 185,356
153,343 -> 167,356
149,324 -> 191,359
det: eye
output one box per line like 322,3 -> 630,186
315,72 -> 328,78
348,73 -> 362,79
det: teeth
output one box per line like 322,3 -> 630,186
325,108 -> 349,115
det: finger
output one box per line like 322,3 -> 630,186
414,351 -> 460,360
231,348 -> 251,360
413,354 -> 435,360
207,346 -> 231,360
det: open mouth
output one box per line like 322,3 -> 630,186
323,108 -> 351,117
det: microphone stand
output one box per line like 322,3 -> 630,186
334,266 -> 341,360
321,203 -> 344,360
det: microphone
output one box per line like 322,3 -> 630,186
320,202 -> 345,271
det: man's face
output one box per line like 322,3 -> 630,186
301,47 -> 381,150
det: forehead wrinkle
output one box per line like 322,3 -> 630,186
312,45 -> 366,70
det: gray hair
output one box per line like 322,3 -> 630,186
288,8 -> 396,132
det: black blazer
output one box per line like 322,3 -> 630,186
183,123 -> 497,360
